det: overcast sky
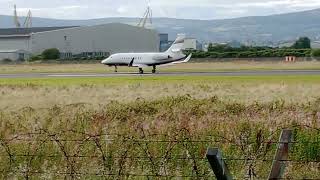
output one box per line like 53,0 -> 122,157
1,0 -> 320,20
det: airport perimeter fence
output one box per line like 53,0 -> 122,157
0,127 -> 319,179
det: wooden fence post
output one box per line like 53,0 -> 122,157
207,148 -> 233,180
268,129 -> 293,180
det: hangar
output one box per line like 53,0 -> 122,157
0,23 -> 160,60
0,49 -> 30,61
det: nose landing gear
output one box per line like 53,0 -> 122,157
114,66 -> 118,73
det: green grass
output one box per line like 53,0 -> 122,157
1,75 -> 320,86
1,61 -> 320,74
1,75 -> 320,110
0,73 -> 319,179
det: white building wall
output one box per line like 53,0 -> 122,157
0,53 -> 16,60
0,37 -> 30,51
183,38 -> 197,50
30,23 -> 160,55
311,42 -> 320,49
0,50 -> 30,61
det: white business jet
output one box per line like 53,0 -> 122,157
101,34 -> 192,74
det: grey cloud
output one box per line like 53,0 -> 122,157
0,0 -> 319,19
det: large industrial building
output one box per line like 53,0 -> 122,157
0,23 -> 160,61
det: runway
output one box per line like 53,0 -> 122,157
0,70 -> 320,78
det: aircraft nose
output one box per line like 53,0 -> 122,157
101,58 -> 109,64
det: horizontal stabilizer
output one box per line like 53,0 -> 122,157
159,53 -> 192,67
172,53 -> 192,64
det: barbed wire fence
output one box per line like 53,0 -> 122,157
0,127 -> 319,179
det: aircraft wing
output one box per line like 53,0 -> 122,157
132,64 -> 149,68
159,54 -> 192,67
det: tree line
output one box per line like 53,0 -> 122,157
189,37 -> 320,59
30,37 -> 320,61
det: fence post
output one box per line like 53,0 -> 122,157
268,129 -> 293,180
206,148 -> 233,180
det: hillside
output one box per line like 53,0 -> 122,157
1,8 -> 320,44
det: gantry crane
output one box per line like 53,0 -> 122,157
14,4 -> 21,28
23,10 -> 32,28
13,4 -> 32,28
137,0 -> 152,28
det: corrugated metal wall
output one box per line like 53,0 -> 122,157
30,23 -> 159,55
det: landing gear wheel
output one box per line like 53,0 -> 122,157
139,68 -> 144,74
152,66 -> 156,74
114,66 -> 118,73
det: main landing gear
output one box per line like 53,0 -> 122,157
152,65 -> 156,74
139,66 -> 156,74
139,68 -> 144,74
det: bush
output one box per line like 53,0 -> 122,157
29,55 -> 43,62
291,37 -> 311,49
311,49 -> 320,57
191,48 -> 313,59
1,58 -> 13,63
95,56 -> 105,60
42,48 -> 60,60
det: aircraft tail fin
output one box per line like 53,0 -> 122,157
166,34 -> 185,54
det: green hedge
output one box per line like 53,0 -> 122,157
187,49 -> 312,58
42,48 -> 60,60
311,49 -> 320,57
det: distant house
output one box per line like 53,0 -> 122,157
278,42 -> 294,48
279,41 -> 320,49
311,41 -> 320,49
183,38 -> 202,51
159,33 -> 174,52
228,40 -> 242,48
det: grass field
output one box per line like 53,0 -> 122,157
0,63 -> 319,179
1,61 -> 320,74
0,93 -> 319,179
1,75 -> 320,110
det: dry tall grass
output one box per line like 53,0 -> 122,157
1,81 -> 320,110
0,96 -> 319,179
0,75 -> 319,179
